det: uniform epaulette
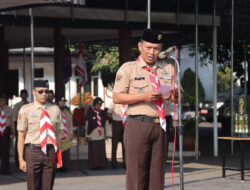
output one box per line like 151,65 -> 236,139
20,103 -> 33,110
120,61 -> 137,68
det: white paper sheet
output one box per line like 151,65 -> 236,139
156,85 -> 173,96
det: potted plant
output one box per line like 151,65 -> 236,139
182,118 -> 196,151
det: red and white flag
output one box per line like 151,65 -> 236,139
0,110 -> 6,136
76,44 -> 88,88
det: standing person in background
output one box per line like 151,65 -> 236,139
113,29 -> 181,190
85,97 -> 108,169
107,103 -> 126,169
17,80 -> 63,190
12,89 -> 29,168
0,94 -> 12,175
57,97 -> 74,172
47,90 -> 55,104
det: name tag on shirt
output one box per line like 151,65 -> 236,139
30,112 -> 38,118
134,74 -> 145,80
161,74 -> 172,80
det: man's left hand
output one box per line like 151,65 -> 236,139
170,88 -> 183,103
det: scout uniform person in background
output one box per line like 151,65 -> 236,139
57,97 -> 74,172
113,29 -> 181,190
17,80 -> 63,190
47,90 -> 55,104
11,89 -> 29,168
85,97 -> 108,169
107,103 -> 126,169
0,94 -> 12,175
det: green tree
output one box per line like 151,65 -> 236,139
181,68 -> 205,105
217,66 -> 237,93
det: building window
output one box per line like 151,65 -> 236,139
34,68 -> 44,78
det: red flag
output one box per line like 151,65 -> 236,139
76,44 -> 87,88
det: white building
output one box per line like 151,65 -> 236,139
8,47 -> 113,110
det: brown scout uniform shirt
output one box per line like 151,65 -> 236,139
0,105 -> 12,127
61,108 -> 74,138
17,101 -> 64,145
113,56 -> 176,117
12,101 -> 29,122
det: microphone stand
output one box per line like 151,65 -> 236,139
170,55 -> 184,190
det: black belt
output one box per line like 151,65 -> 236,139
25,143 -> 54,149
129,115 -> 160,124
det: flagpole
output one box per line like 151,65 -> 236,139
75,43 -> 88,175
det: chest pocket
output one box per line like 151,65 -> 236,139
131,80 -> 149,93
27,117 -> 40,134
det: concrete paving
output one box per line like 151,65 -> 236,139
1,124 -> 250,190
1,156 -> 250,190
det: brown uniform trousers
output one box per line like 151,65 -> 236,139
124,118 -> 169,190
112,120 -> 125,168
0,127 -> 10,173
61,148 -> 70,170
25,145 -> 57,190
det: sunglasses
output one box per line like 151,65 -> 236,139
35,89 -> 50,95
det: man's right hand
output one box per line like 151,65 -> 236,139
19,159 -> 27,172
143,91 -> 162,103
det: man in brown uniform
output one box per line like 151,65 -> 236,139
12,89 -> 29,167
17,80 -> 63,190
47,90 -> 55,104
113,29 -> 180,190
0,94 -> 12,175
57,97 -> 74,172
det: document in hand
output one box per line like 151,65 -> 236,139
157,85 -> 173,96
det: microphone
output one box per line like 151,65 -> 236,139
159,46 -> 175,59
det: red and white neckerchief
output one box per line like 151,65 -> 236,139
121,104 -> 127,127
62,115 -> 68,139
137,56 -> 166,131
0,110 -> 6,136
92,108 -> 102,136
40,108 -> 57,154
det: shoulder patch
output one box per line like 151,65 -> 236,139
116,70 -> 125,82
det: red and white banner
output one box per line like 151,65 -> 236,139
76,44 -> 88,88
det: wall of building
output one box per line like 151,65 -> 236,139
8,51 -> 113,110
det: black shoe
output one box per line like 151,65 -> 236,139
122,163 -> 126,169
111,165 -> 118,170
0,171 -> 10,175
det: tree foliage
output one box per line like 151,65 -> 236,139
189,40 -> 249,88
86,44 -> 119,87
217,66 -> 237,93
181,68 -> 205,105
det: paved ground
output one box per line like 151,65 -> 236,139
1,122 -> 250,189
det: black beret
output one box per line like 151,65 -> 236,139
34,80 -> 49,88
20,89 -> 28,94
58,97 -> 67,102
49,90 -> 54,94
93,97 -> 103,106
142,28 -> 164,44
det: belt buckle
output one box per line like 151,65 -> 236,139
154,118 -> 160,123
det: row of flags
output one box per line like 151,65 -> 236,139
63,44 -> 88,88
